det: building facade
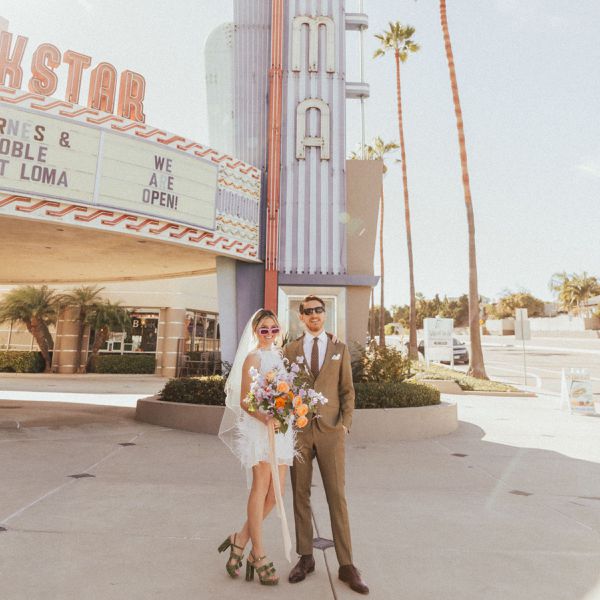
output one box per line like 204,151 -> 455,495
0,2 -> 381,374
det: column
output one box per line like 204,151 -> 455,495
157,308 -> 186,378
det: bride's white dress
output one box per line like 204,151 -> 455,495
236,348 -> 295,469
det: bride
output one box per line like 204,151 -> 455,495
217,309 -> 294,586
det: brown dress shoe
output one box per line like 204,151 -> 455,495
339,564 -> 369,594
288,554 -> 315,583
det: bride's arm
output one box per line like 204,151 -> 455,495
239,353 -> 271,425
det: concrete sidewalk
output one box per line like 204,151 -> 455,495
0,374 -> 168,407
1,395 -> 600,599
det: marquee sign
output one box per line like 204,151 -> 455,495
0,30 -> 146,121
0,104 -> 218,229
0,85 -> 261,261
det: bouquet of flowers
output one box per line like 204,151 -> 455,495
244,360 -> 327,434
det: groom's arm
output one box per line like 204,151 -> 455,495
338,345 -> 355,431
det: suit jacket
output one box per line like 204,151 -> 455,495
284,334 -> 355,432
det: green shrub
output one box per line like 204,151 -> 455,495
160,376 -> 226,405
384,323 -> 396,335
0,351 -> 45,373
92,354 -> 156,374
354,380 -> 440,409
159,376 -> 438,409
352,343 -> 411,383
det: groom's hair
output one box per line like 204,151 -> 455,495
299,295 -> 325,314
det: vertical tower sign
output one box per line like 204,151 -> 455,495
279,1 -> 347,276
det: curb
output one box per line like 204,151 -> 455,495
135,397 -> 459,441
135,396 -> 223,434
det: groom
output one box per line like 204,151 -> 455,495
283,295 -> 369,595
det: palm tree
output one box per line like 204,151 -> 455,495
374,22 -> 420,360
86,301 -> 131,371
439,1 -> 487,379
550,271 -> 600,315
549,271 -> 573,313
350,137 -> 400,347
61,285 -> 104,373
570,273 -> 600,315
0,285 -> 58,372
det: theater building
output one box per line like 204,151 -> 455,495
0,2 -> 381,375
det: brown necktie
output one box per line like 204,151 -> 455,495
311,337 -> 320,378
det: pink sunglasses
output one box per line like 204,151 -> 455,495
257,326 -> 280,335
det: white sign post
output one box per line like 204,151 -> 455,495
514,308 -> 531,386
423,317 -> 454,367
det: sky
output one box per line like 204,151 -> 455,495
2,0 -> 599,307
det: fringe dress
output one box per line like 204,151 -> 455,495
235,348 -> 295,470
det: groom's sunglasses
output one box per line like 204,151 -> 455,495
301,306 -> 325,315
257,326 -> 280,335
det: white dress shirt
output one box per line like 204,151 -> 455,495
303,330 -> 328,371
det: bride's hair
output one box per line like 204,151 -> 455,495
251,309 -> 283,345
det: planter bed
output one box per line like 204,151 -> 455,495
419,379 -> 536,397
135,397 -> 458,441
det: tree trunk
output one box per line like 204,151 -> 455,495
87,326 -> 109,371
395,49 -> 418,360
41,322 -> 54,352
74,308 -> 86,373
28,317 -> 52,372
378,186 -> 386,347
440,0 -> 487,379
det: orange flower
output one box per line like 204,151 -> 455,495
295,403 -> 308,417
293,396 -> 303,408
275,397 -> 286,410
296,415 -> 308,428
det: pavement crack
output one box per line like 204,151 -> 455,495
311,508 -> 338,600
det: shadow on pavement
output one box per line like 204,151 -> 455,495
334,420 -> 600,599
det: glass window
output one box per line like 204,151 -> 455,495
93,310 -> 158,354
183,310 -> 220,353
178,309 -> 221,376
130,312 -> 159,352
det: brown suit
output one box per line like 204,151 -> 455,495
284,335 -> 355,566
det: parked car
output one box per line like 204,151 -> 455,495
407,338 -> 469,365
